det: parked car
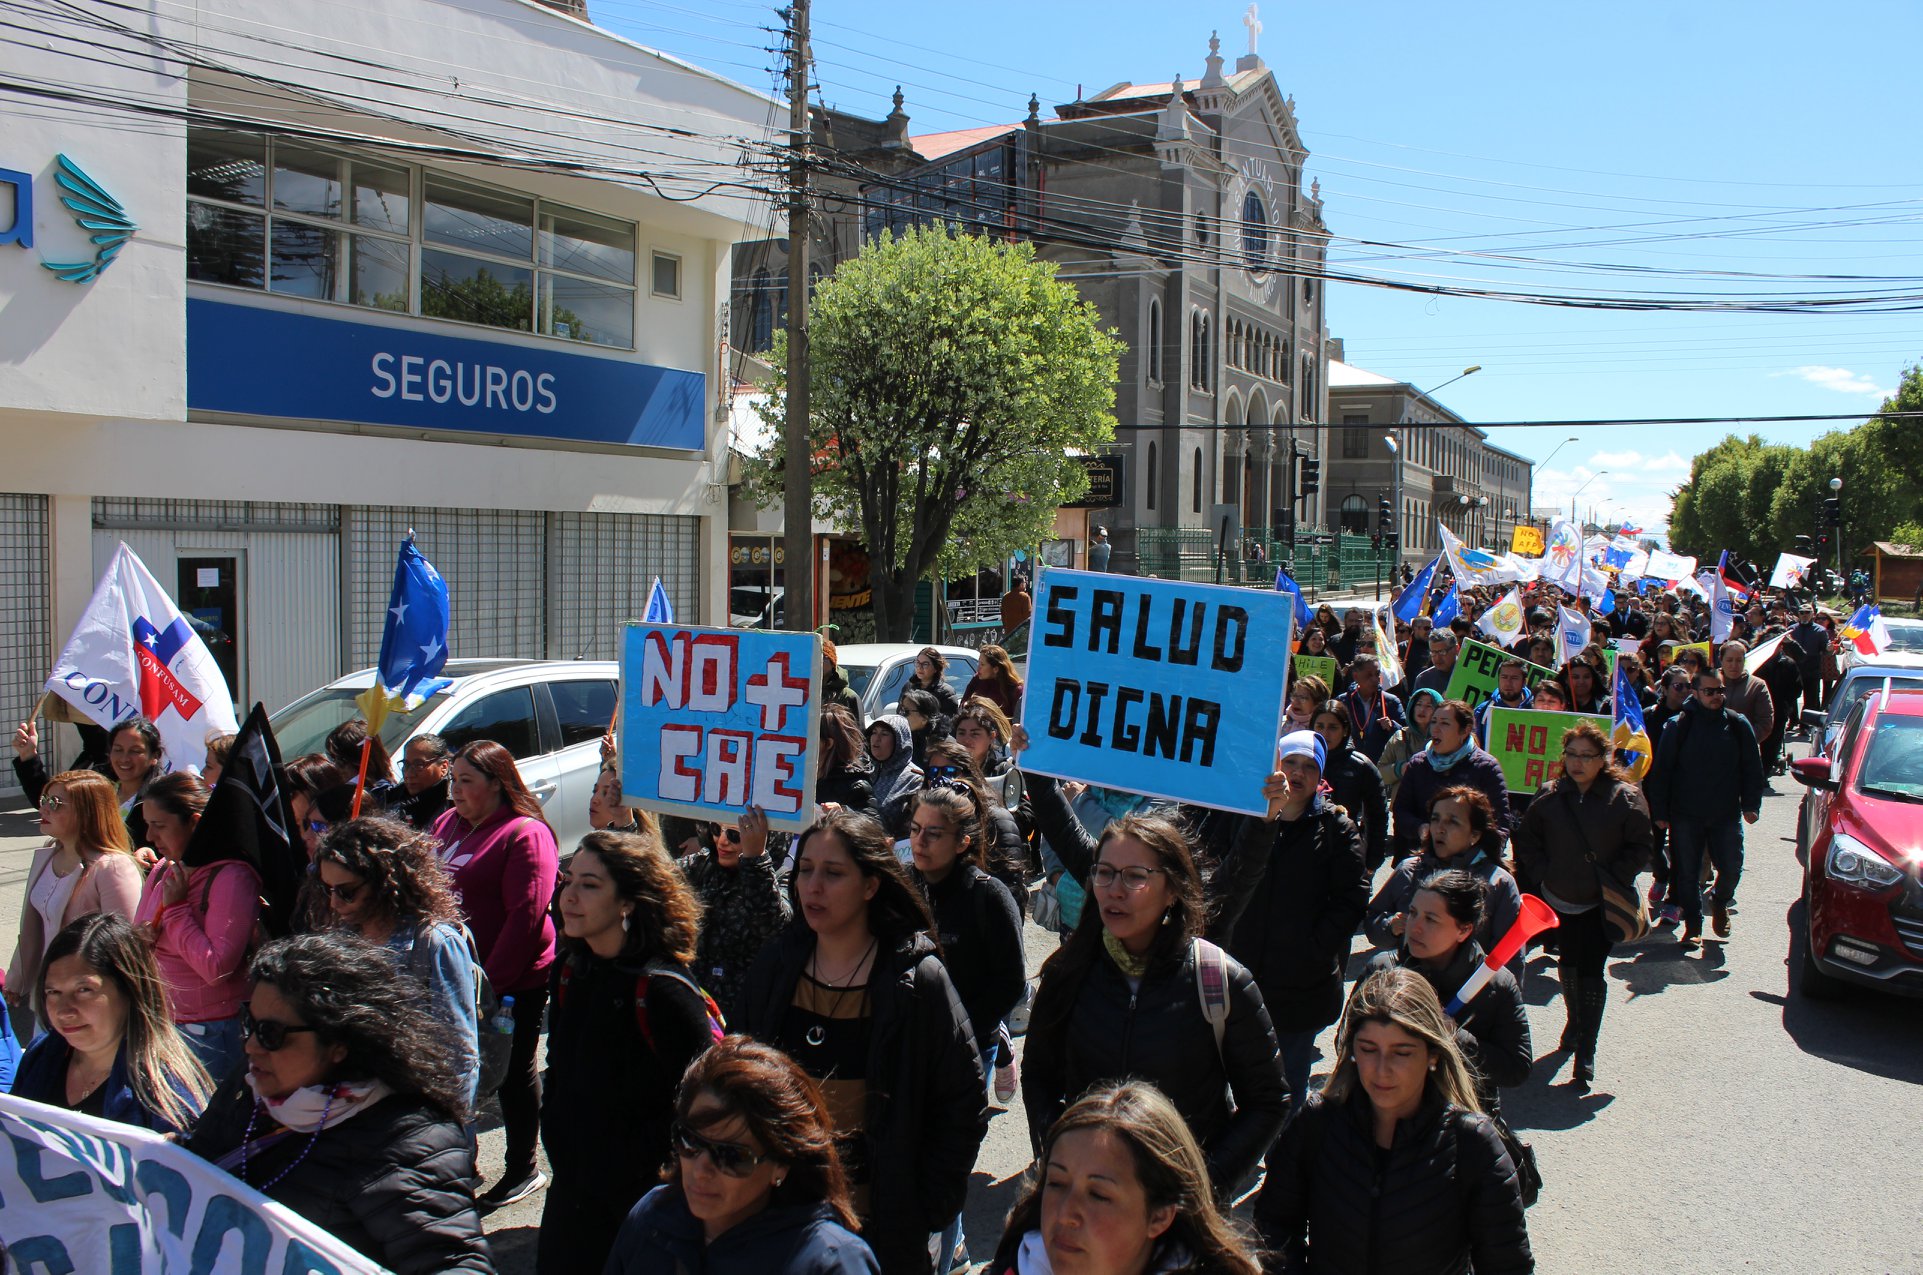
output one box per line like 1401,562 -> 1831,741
1801,660 -> 1923,758
1788,684 -> 1923,999
1839,617 -> 1923,672
270,659 -> 617,853
832,644 -> 979,721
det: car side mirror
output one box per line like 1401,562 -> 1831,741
1800,707 -> 1827,730
1789,756 -> 1835,791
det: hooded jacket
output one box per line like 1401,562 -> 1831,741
868,714 -> 924,836
604,1185 -> 879,1275
1365,845 -> 1524,983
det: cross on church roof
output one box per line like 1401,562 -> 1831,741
1243,3 -> 1262,55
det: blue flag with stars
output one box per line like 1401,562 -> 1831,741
1393,554 -> 1441,624
1273,568 -> 1312,630
376,536 -> 451,705
643,576 -> 675,624
1432,585 -> 1461,628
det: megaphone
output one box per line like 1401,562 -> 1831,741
1445,895 -> 1560,1017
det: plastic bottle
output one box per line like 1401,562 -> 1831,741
491,995 -> 517,1036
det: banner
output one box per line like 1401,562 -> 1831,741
1291,653 -> 1338,690
1444,638 -> 1557,711
1770,552 -> 1816,590
0,1093 -> 382,1273
1476,587 -> 1526,645
618,623 -> 822,832
1020,570 -> 1291,815
41,542 -> 239,773
1486,707 -> 1612,792
1509,525 -> 1545,557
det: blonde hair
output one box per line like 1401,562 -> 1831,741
48,770 -> 134,859
1323,967 -> 1483,1113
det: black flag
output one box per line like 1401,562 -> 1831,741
182,702 -> 303,937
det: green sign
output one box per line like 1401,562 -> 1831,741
1486,707 -> 1611,792
1443,639 -> 1557,711
1292,653 -> 1339,691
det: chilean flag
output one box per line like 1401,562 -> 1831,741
1718,550 -> 1752,604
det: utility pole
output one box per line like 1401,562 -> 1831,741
782,0 -> 814,633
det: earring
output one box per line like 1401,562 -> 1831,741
621,911 -> 632,932
1428,1061 -> 1437,1071
773,1175 -> 786,1186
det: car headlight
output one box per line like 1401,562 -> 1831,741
1826,833 -> 1904,890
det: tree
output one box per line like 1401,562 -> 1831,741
746,223 -> 1123,641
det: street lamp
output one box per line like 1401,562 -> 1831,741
1389,364 -> 1482,572
1570,470 -> 1608,525
1830,475 -> 1844,579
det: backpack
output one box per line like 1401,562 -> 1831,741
557,955 -> 727,1052
403,923 -> 510,1096
1190,937 -> 1231,1059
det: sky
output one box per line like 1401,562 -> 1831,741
590,0 -> 1923,537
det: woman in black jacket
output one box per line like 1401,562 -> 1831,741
1361,869 -> 1531,1118
923,738 -> 1030,917
907,647 -> 963,719
182,932 -> 491,1274
1309,700 -> 1391,872
681,807 -> 790,1023
737,810 -> 987,1275
1022,780 -> 1288,1200
540,830 -> 718,1274
1254,968 -> 1534,1275
1365,787 -> 1524,984
818,706 -> 880,820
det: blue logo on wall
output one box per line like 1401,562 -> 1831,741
0,155 -> 135,282
188,298 -> 706,451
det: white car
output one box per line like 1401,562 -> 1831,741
271,659 -> 618,853
1839,617 -> 1923,672
833,644 -> 981,720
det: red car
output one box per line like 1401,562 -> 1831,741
1789,684 -> 1923,998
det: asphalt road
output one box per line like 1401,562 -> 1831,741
3,747 -> 1919,1273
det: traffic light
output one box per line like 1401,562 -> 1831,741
1377,496 -> 1393,530
1817,531 -> 1831,551
1795,534 -> 1814,553
1824,497 -> 1841,526
1299,457 -> 1321,498
1273,507 -> 1296,545
1384,531 -> 1400,553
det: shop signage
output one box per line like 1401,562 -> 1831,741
1064,455 -> 1124,508
187,298 -> 706,450
2,155 -> 136,282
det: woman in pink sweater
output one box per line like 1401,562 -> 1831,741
132,772 -> 261,1083
430,739 -> 560,1213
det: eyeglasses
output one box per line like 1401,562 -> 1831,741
710,827 -> 742,844
242,1008 -> 318,1052
304,818 -> 328,837
37,795 -> 66,811
672,1122 -> 768,1177
320,880 -> 366,903
926,764 -> 962,781
1561,750 -> 1604,762
1089,863 -> 1168,892
401,757 -> 447,772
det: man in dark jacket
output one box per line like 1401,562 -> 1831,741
1789,606 -> 1829,713
1340,655 -> 1406,762
1646,669 -> 1765,946
1757,636 -> 1805,772
1641,666 -> 1695,921
1411,631 -> 1460,702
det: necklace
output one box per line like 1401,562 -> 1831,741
66,1056 -> 111,1107
240,1092 -> 334,1190
803,938 -> 877,1048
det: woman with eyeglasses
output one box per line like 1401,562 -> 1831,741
907,647 -> 963,719
11,913 -> 212,1134
605,1035 -> 879,1274
681,806 -> 790,1022
1021,774 -> 1287,1200
988,1082 -> 1262,1275
1512,718 -> 1653,1087
132,771 -> 262,1081
430,739 -> 560,1214
12,715 -> 164,852
8,770 -> 143,1032
737,810 -> 987,1275
1254,968 -> 1533,1275
817,704 -> 881,821
313,818 -> 482,1107
182,932 -> 491,1274
865,714 -> 925,837
539,829 -> 718,1274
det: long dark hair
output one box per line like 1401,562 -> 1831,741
314,818 -> 463,932
818,704 -> 870,777
453,740 -> 549,825
566,829 -> 702,965
325,718 -> 396,786
668,1036 -> 859,1231
108,716 -> 165,779
247,932 -> 470,1120
787,809 -> 932,949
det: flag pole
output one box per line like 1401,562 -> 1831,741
350,736 -> 373,820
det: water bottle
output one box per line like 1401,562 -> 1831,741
491,995 -> 516,1036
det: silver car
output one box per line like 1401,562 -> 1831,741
270,658 -> 618,853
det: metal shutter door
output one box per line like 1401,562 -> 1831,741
347,507 -> 547,668
547,512 -> 701,661
0,494 -> 51,800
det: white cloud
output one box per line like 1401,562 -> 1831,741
1642,451 -> 1689,474
1591,449 -> 1645,469
1775,365 -> 1892,397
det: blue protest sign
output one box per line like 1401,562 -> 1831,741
618,624 -> 822,832
1017,570 -> 1293,815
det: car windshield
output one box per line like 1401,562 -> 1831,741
1856,715 -> 1923,802
840,662 -> 879,699
1884,623 -> 1923,654
270,688 -> 440,759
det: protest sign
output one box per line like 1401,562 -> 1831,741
1600,647 -> 1618,681
1487,707 -> 1612,792
1509,524 -> 1545,557
1019,569 -> 1291,815
618,623 -> 822,832
1671,641 -> 1711,669
1443,638 -> 1557,711
1291,653 -> 1338,689
0,1093 -> 382,1274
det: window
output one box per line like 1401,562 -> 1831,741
1242,190 -> 1270,269
187,129 -> 637,347
1146,442 -> 1158,510
645,251 -> 680,302
438,686 -> 539,760
549,679 -> 618,749
1192,447 -> 1203,512
1146,299 -> 1163,384
1339,494 -> 1367,534
1343,427 -> 1369,459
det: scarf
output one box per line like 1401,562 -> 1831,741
245,1075 -> 393,1133
1102,930 -> 1151,979
1427,738 -> 1475,772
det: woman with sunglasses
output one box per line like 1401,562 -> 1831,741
1512,718 -> 1652,1087
737,810 -> 987,1275
132,771 -> 262,1081
1021,775 -> 1287,1200
12,715 -> 165,852
606,1035 -> 879,1273
313,818 -> 482,1107
182,932 -> 491,1273
8,770 -> 142,1031
540,828 -> 718,1274
682,806 -> 790,1022
817,704 -> 880,821
11,913 -> 212,1134
865,714 -> 925,837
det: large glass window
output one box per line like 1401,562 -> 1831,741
186,129 -> 637,348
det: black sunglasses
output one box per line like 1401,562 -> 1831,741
242,1008 -> 318,1052
320,880 -> 366,903
710,827 -> 742,844
672,1122 -> 768,1177
926,763 -> 962,781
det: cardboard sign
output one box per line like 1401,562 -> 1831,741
1487,707 -> 1611,792
1291,653 -> 1339,690
1020,569 -> 1292,815
1443,638 -> 1557,711
618,623 -> 822,832
1510,524 -> 1545,557
1670,641 -> 1712,669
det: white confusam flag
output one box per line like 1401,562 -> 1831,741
42,542 -> 238,772
1556,604 -> 1592,666
1770,552 -> 1816,589
1540,519 -> 1585,596
1644,548 -> 1697,581
1477,587 -> 1526,645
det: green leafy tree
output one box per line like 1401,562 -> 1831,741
746,223 -> 1123,640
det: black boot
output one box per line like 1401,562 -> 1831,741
1557,960 -> 1583,1052
1574,977 -> 1608,1086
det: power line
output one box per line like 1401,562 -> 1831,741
1114,410 -> 1917,432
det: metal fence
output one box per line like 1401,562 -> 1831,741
1133,526 -> 1402,599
